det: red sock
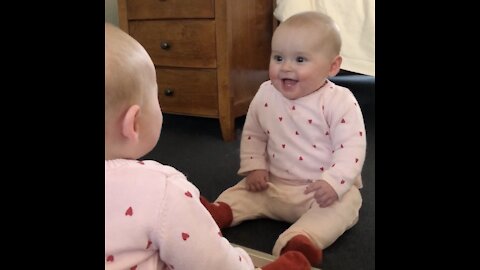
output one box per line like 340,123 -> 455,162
199,196 -> 233,229
280,234 -> 323,267
262,251 -> 310,270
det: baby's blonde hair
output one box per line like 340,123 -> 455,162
281,11 -> 342,57
105,23 -> 152,122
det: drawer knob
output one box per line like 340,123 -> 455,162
160,42 -> 171,50
164,88 -> 174,96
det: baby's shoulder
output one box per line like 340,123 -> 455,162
141,161 -> 199,196
106,159 -> 190,188
141,160 -> 184,176
324,82 -> 356,101
256,80 -> 276,96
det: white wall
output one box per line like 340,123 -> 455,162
105,0 -> 119,26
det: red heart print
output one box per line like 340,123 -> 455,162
282,144 -> 285,148
341,144 -> 344,148
137,160 -> 144,165
292,106 -> 295,110
265,102 -> 268,107
340,180 -> 345,184
332,163 -> 336,167
125,207 -> 133,216
185,191 -> 192,198
248,136 -> 251,140
106,255 -> 114,262
359,131 -> 363,136
131,266 -> 137,270
325,131 -> 329,135
313,144 -> 316,148
308,119 -> 312,124
182,232 -> 190,241
146,240 -> 152,249
279,117 -> 283,121
320,167 -> 324,171
295,131 -> 299,135
341,118 -> 346,123
299,156 -> 303,161
355,158 -> 359,163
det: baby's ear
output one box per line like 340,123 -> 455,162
328,55 -> 342,77
121,104 -> 141,142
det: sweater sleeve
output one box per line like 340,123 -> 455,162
320,89 -> 366,199
238,82 -> 270,176
154,172 -> 255,270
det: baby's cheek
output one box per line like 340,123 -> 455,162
268,66 -> 278,81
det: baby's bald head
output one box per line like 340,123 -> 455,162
105,23 -> 156,121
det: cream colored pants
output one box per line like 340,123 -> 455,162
216,175 -> 362,256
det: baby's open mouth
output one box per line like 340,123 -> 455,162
282,78 -> 298,87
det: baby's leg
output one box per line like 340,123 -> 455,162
201,178 -> 272,228
273,186 -> 362,266
216,178 -> 273,226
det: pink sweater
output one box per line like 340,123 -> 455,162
105,159 -> 254,270
239,80 -> 366,199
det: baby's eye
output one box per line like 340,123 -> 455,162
273,55 -> 283,62
296,57 -> 306,63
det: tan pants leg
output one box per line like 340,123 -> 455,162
216,176 -> 362,255
215,177 -> 311,226
272,186 -> 362,256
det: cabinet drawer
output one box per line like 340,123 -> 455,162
157,68 -> 218,117
125,0 -> 214,19
129,20 -> 216,68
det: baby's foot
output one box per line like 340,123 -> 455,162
262,251 -> 310,270
199,196 -> 233,229
281,234 -> 323,267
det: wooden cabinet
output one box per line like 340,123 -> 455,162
118,0 -> 275,141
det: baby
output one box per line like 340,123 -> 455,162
202,11 -> 367,268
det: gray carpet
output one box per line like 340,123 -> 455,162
143,75 -> 375,270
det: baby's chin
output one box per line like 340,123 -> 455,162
276,88 -> 300,100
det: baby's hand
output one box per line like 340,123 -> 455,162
246,170 -> 269,192
304,180 -> 338,208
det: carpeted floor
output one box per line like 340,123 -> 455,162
143,75 -> 375,270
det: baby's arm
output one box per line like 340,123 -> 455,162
155,177 -> 255,270
320,89 -> 367,199
238,86 -> 269,176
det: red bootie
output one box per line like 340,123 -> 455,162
199,196 -> 233,229
262,250 -> 310,270
281,234 -> 323,267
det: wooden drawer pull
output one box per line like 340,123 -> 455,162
160,42 -> 171,50
164,88 -> 174,96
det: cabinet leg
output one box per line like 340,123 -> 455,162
219,116 -> 235,141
